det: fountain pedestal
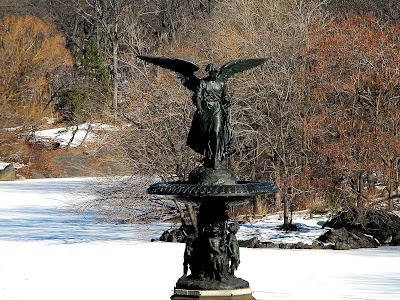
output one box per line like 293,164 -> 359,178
148,166 -> 278,299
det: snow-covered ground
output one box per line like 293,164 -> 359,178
32,123 -> 119,148
237,213 -> 328,245
0,178 -> 399,300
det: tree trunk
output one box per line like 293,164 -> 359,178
356,171 -> 364,208
283,195 -> 290,228
78,123 -> 91,147
275,191 -> 281,212
253,195 -> 263,217
389,196 -> 394,212
273,160 -> 282,212
388,177 -> 394,212
67,125 -> 79,148
173,199 -> 186,226
185,204 -> 198,236
252,138 -> 263,217
273,158 -> 290,229
112,39 -> 118,110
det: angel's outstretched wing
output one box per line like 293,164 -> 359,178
137,55 -> 200,92
218,58 -> 269,81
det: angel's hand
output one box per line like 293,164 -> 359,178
197,108 -> 204,115
224,100 -> 233,108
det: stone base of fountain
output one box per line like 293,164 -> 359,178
171,287 -> 256,299
172,294 -> 256,299
176,275 -> 250,290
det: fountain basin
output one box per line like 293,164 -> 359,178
147,181 -> 278,205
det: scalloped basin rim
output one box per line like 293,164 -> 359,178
147,180 -> 279,197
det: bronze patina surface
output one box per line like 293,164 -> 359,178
140,55 -> 276,297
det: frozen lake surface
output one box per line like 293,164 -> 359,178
0,178 -> 399,299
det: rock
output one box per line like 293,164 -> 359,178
324,207 -> 359,230
160,230 -> 171,242
352,230 -> 380,246
279,243 -> 296,249
334,242 -> 351,250
0,163 -> 16,181
255,241 -> 328,250
311,241 -> 323,249
258,241 -> 320,249
318,228 -> 377,249
159,227 -> 186,243
393,232 -> 400,245
324,207 -> 400,246
15,174 -> 26,180
293,242 -> 313,249
262,242 -> 279,248
31,170 -> 52,179
322,243 -> 335,250
238,237 -> 259,248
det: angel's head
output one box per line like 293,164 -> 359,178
205,63 -> 220,80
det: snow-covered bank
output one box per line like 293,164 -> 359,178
32,123 -> 119,148
0,241 -> 399,300
237,213 -> 328,245
0,178 -> 399,300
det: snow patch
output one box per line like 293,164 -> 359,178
237,214 -> 328,245
0,162 -> 26,170
31,122 -> 120,148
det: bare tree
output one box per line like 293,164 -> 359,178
307,13 -> 400,211
183,0 -> 327,228
71,0 -> 148,109
77,0 -> 331,228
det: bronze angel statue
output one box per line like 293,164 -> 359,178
138,55 -> 268,169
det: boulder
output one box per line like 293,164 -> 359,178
324,207 -> 400,246
294,242 -> 313,249
159,226 -> 186,243
160,230 -> 172,242
238,237 -> 259,248
279,243 -> 296,249
393,232 -> 400,245
311,241 -> 323,249
30,170 -> 52,179
334,242 -> 351,250
261,242 -> 279,248
0,163 -> 16,181
256,241 -> 331,250
318,228 -> 378,249
15,174 -> 26,180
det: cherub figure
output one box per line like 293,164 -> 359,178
227,221 -> 240,275
207,224 -> 224,280
138,55 -> 268,169
182,225 -> 196,276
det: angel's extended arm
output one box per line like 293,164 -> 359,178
193,81 -> 204,114
221,84 -> 232,108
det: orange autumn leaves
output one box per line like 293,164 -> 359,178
306,14 -> 400,205
308,14 -> 400,99
0,15 -> 73,113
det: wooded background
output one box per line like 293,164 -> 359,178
1,0 -> 400,226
